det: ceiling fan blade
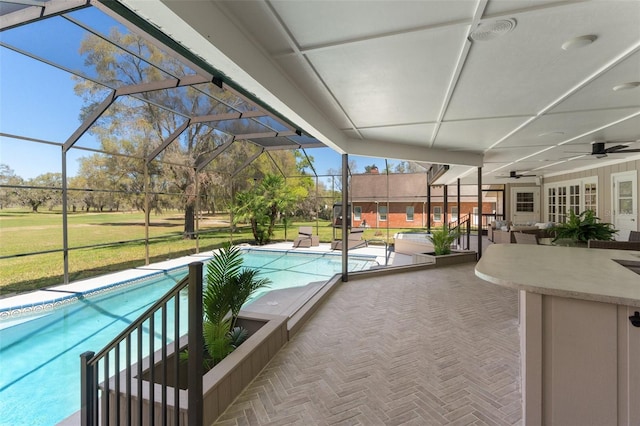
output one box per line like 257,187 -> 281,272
604,144 -> 630,153
614,148 -> 640,153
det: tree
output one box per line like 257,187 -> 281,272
394,161 -> 424,173
0,164 -> 22,209
233,174 -> 306,244
326,159 -> 357,193
14,173 -> 62,212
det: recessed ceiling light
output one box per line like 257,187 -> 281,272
613,82 -> 640,91
561,35 -> 597,50
469,19 -> 517,42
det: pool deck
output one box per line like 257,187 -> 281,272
0,243 -> 409,318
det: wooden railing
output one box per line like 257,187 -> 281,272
80,262 -> 204,426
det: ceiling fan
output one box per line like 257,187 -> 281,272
567,141 -> 640,158
498,170 -> 536,179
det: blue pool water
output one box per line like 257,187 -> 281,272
0,250 -> 375,425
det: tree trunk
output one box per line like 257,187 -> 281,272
184,203 -> 195,239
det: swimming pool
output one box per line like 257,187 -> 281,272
0,249 -> 376,425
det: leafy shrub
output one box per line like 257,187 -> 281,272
552,210 -> 617,243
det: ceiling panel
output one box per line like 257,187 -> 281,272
559,113 -> 640,148
550,50 -> 640,114
446,1 -> 640,121
358,123 -> 436,146
497,107 -> 640,149
307,25 -> 469,128
218,1 -> 292,55
484,145 -> 555,164
275,54 -> 354,129
270,0 -> 476,48
483,0 -> 572,17
435,116 -> 530,150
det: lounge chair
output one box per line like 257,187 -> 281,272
331,228 -> 368,250
292,226 -> 319,248
629,231 -> 640,242
587,240 -> 640,251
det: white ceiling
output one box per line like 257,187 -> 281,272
122,0 -> 640,183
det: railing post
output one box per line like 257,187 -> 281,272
188,262 -> 203,426
80,351 -> 95,426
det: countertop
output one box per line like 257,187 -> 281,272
475,244 -> 640,307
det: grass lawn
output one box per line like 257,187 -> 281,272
0,208 -> 421,296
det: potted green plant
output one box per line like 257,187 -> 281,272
183,245 -> 271,368
552,210 -> 617,246
427,224 -> 460,255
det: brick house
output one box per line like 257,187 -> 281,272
349,172 -> 501,229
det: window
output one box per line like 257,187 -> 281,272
406,206 -> 414,221
451,206 -> 458,221
546,178 -> 597,223
354,206 -> 362,220
569,184 -> 580,215
558,186 -> 567,222
516,192 -> 535,213
433,206 -> 442,221
584,182 -> 597,213
378,205 -> 388,221
548,187 -> 556,222
618,180 -> 634,214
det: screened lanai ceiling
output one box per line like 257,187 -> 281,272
0,0 -> 325,175
105,0 -> 640,184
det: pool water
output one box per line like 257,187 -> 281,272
0,250 -> 375,425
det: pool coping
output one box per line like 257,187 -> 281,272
0,246 -> 381,320
0,253 -> 215,320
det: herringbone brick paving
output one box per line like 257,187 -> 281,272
214,264 -> 521,425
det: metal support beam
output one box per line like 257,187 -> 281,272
301,147 -> 318,177
190,110 -> 266,124
194,168 -> 200,253
266,150 -> 285,178
187,262 -> 203,426
0,0 -> 87,31
444,185 -> 448,227
144,163 -> 150,265
427,184 -> 431,230
341,154 -> 349,282
62,147 -> 69,284
64,90 -> 116,152
457,178 -> 461,247
147,119 -> 190,163
477,167 -> 483,259
231,149 -> 265,178
195,137 -> 235,172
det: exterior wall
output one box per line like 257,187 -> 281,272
352,201 -> 495,228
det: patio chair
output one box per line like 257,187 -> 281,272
331,228 -> 368,250
292,226 -> 319,248
587,240 -> 640,251
629,231 -> 640,242
513,232 -> 538,245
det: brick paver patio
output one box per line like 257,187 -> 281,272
215,263 -> 521,425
